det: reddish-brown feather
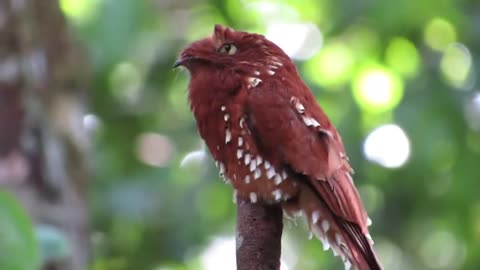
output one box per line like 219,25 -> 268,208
178,24 -> 382,270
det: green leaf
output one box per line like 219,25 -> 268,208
0,190 -> 39,270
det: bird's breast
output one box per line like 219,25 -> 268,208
197,100 -> 300,204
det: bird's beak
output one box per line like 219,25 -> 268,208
173,56 -> 194,68
173,58 -> 185,68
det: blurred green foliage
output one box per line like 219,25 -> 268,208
0,191 -> 39,270
18,0 -> 480,269
72,0 -> 480,269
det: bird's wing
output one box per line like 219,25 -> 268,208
245,79 -> 368,230
245,79 -> 383,269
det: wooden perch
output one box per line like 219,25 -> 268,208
236,198 -> 283,270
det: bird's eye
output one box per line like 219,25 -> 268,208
218,43 -> 237,55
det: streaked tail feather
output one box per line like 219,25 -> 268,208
283,183 -> 383,270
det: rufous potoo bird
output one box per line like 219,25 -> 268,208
174,24 -> 382,270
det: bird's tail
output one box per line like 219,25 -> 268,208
283,183 -> 383,270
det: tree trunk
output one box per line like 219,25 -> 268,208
0,0 -> 90,269
236,199 -> 283,270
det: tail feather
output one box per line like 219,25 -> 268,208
283,182 -> 383,270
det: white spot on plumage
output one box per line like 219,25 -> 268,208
254,168 -> 261,179
215,161 -> 219,167
264,161 -> 271,170
253,70 -> 260,76
266,167 -> 276,179
366,233 -> 374,245
272,189 -> 282,201
249,192 -> 258,203
267,69 -> 275,76
321,236 -> 330,251
256,156 -> 262,165
303,116 -> 313,126
219,163 -> 226,175
239,117 -> 245,128
296,102 -> 305,114
272,61 -> 283,67
344,260 -> 352,270
224,113 -> 230,121
247,77 -> 262,88
238,137 -> 243,147
274,174 -> 282,185
244,154 -> 251,165
245,175 -> 251,184
233,190 -> 238,203
311,118 -> 320,127
367,217 -> 372,226
312,211 -> 321,224
237,149 -> 243,159
271,56 -> 281,62
221,105 -> 226,111
322,220 -> 330,232
340,253 -> 347,263
249,159 -> 257,172
335,233 -> 344,246
282,170 -> 287,179
270,57 -> 283,67
225,129 -> 232,143
345,172 -> 353,183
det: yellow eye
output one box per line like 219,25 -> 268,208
218,43 -> 237,55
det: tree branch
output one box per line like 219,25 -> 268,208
236,198 -> 283,270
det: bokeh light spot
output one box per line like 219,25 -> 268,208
385,37 -> 420,78
109,62 -> 143,104
353,65 -> 404,113
363,124 -> 410,168
200,237 -> 236,270
82,114 -> 100,133
424,18 -> 457,51
59,0 -> 99,24
200,236 -> 290,270
464,92 -> 480,131
440,43 -> 472,89
135,133 -> 174,167
243,1 -> 299,23
180,150 -> 206,168
305,41 -> 354,88
376,239 -> 411,270
420,230 -> 466,269
266,22 -> 322,60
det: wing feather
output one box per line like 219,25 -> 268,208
246,78 -> 369,232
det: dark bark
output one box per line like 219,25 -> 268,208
0,0 -> 89,269
236,199 -> 283,270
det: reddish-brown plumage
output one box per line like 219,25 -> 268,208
175,25 -> 383,270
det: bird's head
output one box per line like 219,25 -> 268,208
174,24 -> 295,92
